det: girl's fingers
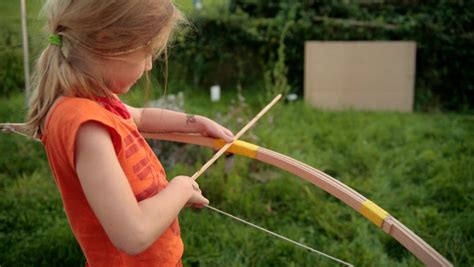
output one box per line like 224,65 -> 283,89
202,120 -> 234,142
224,128 -> 233,136
224,129 -> 234,140
193,194 -> 208,206
222,131 -> 233,142
217,127 -> 233,142
191,181 -> 201,191
210,128 -> 229,142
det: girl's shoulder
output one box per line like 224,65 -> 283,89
48,96 -> 108,123
54,96 -> 102,114
43,96 -> 114,139
41,96 -> 123,171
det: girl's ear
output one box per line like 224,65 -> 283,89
145,56 -> 153,72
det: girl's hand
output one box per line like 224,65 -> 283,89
171,176 -> 209,208
198,116 -> 234,143
186,178 -> 208,208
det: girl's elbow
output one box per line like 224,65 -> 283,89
119,225 -> 169,255
120,244 -> 146,256
107,216 -> 170,255
118,241 -> 145,256
112,228 -> 151,255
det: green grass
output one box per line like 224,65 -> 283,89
1,88 -> 473,266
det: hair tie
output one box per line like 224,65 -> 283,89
48,34 -> 62,47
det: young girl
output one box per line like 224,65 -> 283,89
25,0 -> 234,266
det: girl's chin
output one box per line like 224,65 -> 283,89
111,85 -> 132,95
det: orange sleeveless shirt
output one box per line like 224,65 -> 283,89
41,97 -> 183,266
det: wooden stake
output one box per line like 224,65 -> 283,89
20,0 -> 30,95
191,94 -> 282,180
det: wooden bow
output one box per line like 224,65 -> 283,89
142,132 -> 452,267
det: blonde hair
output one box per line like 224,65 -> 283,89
26,0 -> 184,138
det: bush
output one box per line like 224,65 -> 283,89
0,23 -> 25,96
170,1 -> 473,112
0,49 -> 24,96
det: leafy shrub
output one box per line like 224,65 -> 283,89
170,1 -> 473,112
0,15 -> 43,97
0,48 -> 24,96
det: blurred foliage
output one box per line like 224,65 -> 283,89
1,0 -> 472,111
0,0 -> 49,97
169,0 -> 473,112
0,25 -> 25,96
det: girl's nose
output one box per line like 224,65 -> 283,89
145,56 -> 153,72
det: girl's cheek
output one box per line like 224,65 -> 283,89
116,79 -> 134,90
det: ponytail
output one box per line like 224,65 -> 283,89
25,43 -> 65,138
25,36 -> 110,139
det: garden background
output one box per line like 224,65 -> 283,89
1,0 -> 473,266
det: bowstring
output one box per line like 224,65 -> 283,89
205,204 -> 353,267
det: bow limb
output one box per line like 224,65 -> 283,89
142,132 -> 452,267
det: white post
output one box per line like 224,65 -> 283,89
20,0 -> 31,95
210,85 -> 221,102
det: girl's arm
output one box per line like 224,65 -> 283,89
75,121 -> 208,255
125,105 -> 234,142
